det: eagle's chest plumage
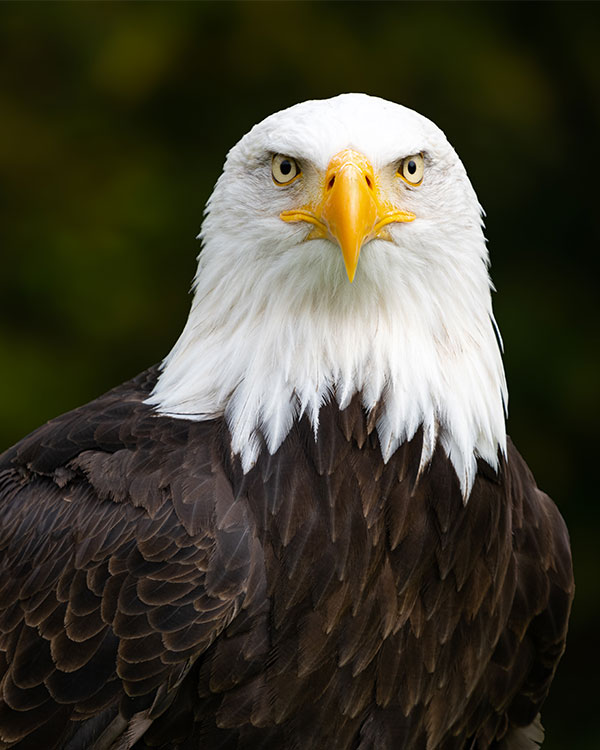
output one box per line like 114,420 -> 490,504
192,397 -> 516,749
0,370 -> 572,750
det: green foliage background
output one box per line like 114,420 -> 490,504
0,2 -> 598,747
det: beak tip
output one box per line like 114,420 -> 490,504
343,249 -> 360,284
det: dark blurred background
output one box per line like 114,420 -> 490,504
0,2 -> 598,747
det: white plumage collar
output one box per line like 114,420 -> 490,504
146,94 -> 507,498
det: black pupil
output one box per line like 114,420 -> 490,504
407,160 -> 417,175
280,160 -> 292,175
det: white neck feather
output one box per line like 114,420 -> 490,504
147,222 -> 507,499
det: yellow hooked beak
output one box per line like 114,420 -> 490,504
280,149 -> 415,282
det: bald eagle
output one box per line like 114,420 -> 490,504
0,94 -> 573,750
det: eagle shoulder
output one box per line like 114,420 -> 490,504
0,367 -> 262,749
462,438 -> 574,747
502,439 -> 573,721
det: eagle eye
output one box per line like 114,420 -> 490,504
272,154 -> 301,185
398,153 -> 424,186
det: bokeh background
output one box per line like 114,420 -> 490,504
0,2 -> 598,747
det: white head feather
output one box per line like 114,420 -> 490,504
146,93 -> 507,498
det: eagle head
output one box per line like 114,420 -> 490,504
148,94 -> 507,498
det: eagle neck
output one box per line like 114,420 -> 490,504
147,238 -> 507,499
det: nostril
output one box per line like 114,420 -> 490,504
327,175 -> 336,190
365,175 -> 373,189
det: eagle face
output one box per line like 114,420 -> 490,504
201,93 -> 486,298
149,94 -> 507,497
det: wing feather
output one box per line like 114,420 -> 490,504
0,368 -> 257,748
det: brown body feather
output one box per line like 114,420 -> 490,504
0,367 -> 573,749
